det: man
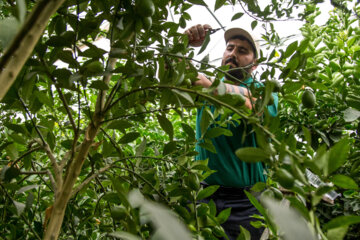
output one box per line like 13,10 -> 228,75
185,24 -> 278,239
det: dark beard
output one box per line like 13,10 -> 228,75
226,68 -> 247,83
223,57 -> 249,83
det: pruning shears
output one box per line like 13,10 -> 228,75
208,26 -> 226,35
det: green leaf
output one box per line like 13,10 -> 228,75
250,182 -> 267,192
17,185 -> 39,194
200,108 -> 213,138
171,89 -> 194,105
9,133 -> 26,145
307,82 -> 327,91
0,17 -> 20,49
327,225 -> 348,240
261,197 -> 316,240
327,138 -> 350,175
324,215 -> 360,230
284,41 -> 298,58
282,81 -> 303,94
135,138 -> 147,156
197,185 -> 219,200
330,175 -> 358,190
108,231 -> 142,240
214,0 -> 226,11
343,107 -> 360,122
198,32 -> 210,55
13,201 -> 25,216
251,20 -> 258,30
237,225 -> 251,240
205,127 -> 233,138
181,123 -> 195,140
157,114 -> 174,140
128,190 -> 192,240
187,0 -> 207,6
217,207 -> 231,224
231,12 -> 244,21
16,0 -> 26,23
107,120 -> 133,131
89,80 -> 109,90
163,141 -> 177,155
2,166 -> 20,182
235,147 -> 269,163
119,132 -> 140,144
198,141 -> 216,153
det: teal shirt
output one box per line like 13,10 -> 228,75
195,77 -> 278,187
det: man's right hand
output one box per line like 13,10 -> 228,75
184,24 -> 212,47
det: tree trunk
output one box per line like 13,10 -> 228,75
43,120 -> 101,239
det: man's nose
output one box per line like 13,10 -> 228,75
229,48 -> 237,57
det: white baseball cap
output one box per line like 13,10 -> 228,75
224,28 -> 259,58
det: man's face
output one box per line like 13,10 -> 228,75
221,38 -> 257,82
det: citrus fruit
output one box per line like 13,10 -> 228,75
301,89 -> 316,108
135,0 -> 155,17
142,16 -> 152,31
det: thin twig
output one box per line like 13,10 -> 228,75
238,0 -> 303,22
205,5 -> 226,30
31,162 -> 54,193
18,97 -> 46,145
101,105 -> 196,123
100,128 -> 133,170
20,171 -> 48,175
113,166 -> 169,204
11,147 -> 42,168
71,155 -> 186,198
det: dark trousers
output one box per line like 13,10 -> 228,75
200,183 -> 264,240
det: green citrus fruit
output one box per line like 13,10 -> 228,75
142,16 -> 152,31
301,89 -> 316,108
276,168 -> 295,189
135,0 -> 155,17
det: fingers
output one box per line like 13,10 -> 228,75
185,24 -> 212,47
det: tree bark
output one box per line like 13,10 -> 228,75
43,58 -> 116,239
0,0 -> 66,100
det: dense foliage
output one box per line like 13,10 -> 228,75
0,0 -> 360,239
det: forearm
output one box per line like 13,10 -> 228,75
194,74 -> 254,109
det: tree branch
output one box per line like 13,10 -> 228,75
0,0 -> 67,100
33,139 -> 61,188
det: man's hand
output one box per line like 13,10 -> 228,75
185,24 -> 212,47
